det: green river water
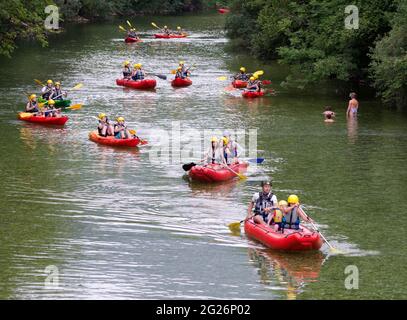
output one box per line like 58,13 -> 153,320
0,13 -> 406,299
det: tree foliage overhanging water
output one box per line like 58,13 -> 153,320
224,0 -> 407,109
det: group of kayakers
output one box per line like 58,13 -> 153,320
122,61 -> 146,81
25,80 -> 68,117
161,25 -> 185,36
203,131 -> 243,166
247,181 -> 313,232
96,113 -> 139,140
234,67 -> 262,92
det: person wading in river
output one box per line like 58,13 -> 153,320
346,92 -> 359,117
247,181 -> 278,226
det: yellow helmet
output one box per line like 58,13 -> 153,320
131,28 -> 135,31
179,61 -> 184,65
240,67 -> 246,72
177,66 -> 182,71
29,94 -> 37,100
47,80 -> 53,85
249,76 -> 255,81
98,113 -> 106,120
116,116 -> 125,122
177,26 -> 181,30
134,63 -> 141,69
164,25 -> 168,28
222,137 -> 229,145
124,61 -> 130,66
278,200 -> 288,207
210,136 -> 218,143
55,82 -> 60,86
287,195 -> 299,204
48,99 -> 55,106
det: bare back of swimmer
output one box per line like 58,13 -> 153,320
347,92 -> 359,117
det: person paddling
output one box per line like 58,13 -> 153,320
41,80 -> 54,100
162,25 -> 171,35
175,67 -> 184,79
246,76 -> 259,91
346,92 -> 359,117
132,63 -> 145,81
122,61 -> 132,80
202,137 -> 224,164
220,136 -> 232,165
50,82 -> 67,101
280,195 -> 314,230
247,181 -> 278,226
26,94 -> 39,113
223,130 -> 243,163
97,113 -> 114,137
234,67 -> 249,81
114,117 -> 133,139
179,61 -> 190,78
44,99 -> 60,117
127,28 -> 138,39
175,26 -> 184,35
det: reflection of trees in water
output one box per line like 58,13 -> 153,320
186,178 -> 241,198
19,125 -> 66,155
248,247 -> 325,300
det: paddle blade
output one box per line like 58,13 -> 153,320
19,112 -> 34,119
237,173 -> 247,180
34,79 -> 44,86
170,70 -> 176,74
151,22 -> 160,29
127,20 -> 132,28
248,158 -> 265,164
217,76 -> 228,81
66,103 -> 82,110
38,102 -> 45,108
119,25 -> 127,32
228,221 -> 242,232
182,162 -> 196,171
71,83 -> 83,90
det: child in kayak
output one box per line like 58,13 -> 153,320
175,67 -> 184,79
269,200 -> 288,232
26,94 -> 39,113
221,136 -> 232,165
97,113 -> 114,137
234,67 -> 249,81
323,106 -> 336,123
114,117 -> 133,139
41,80 -> 54,100
178,61 -> 190,78
247,181 -> 278,226
280,195 -> 314,230
175,26 -> 184,35
122,61 -> 132,80
43,100 -> 60,117
346,92 -> 359,117
222,130 -> 242,163
202,137 -> 224,164
132,64 -> 145,81
162,26 -> 171,35
50,82 -> 67,101
246,76 -> 259,91
127,28 -> 139,39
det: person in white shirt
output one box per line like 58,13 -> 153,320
247,181 -> 278,226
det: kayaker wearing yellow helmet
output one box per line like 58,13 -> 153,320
220,136 -> 232,165
97,113 -> 114,137
127,28 -> 138,39
26,94 -> 39,113
114,116 -> 133,139
202,136 -> 224,165
131,63 -> 145,81
41,80 -> 54,100
175,66 -> 184,79
222,130 -> 242,163
178,61 -> 190,78
44,99 -> 60,117
50,82 -> 67,101
162,25 -> 171,35
269,200 -> 288,232
247,181 -> 278,226
176,26 -> 183,35
122,61 -> 132,80
234,67 -> 250,81
279,194 -> 314,230
247,76 -> 260,91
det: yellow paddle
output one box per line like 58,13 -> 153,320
19,112 -> 35,119
34,79 -> 45,86
222,163 -> 247,180
127,20 -> 133,28
217,76 -> 228,81
65,103 -> 82,110
151,22 -> 162,30
119,25 -> 127,32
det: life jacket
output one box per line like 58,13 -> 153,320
27,101 -> 39,113
133,69 -> 144,80
254,192 -> 275,218
283,206 -> 300,229
247,80 -> 257,90
211,146 -> 216,164
175,71 -> 183,79
273,208 -> 283,223
53,88 -> 63,100
42,85 -> 53,100
123,66 -> 131,78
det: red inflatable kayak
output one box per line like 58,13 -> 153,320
189,162 -> 249,183
125,37 -> 141,43
242,90 -> 265,98
89,131 -> 147,147
171,77 -> 192,87
232,80 -> 247,88
116,78 -> 156,90
218,8 -> 230,14
244,218 -> 323,251
154,34 -> 187,39
18,112 -> 68,125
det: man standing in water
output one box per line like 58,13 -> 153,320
346,92 -> 359,117
247,181 -> 278,226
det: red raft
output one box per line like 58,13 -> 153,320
244,218 -> 323,251
154,34 -> 187,39
242,90 -> 265,98
189,162 -> 249,183
218,8 -> 230,14
171,77 -> 192,87
18,112 -> 68,126
89,131 -> 146,147
232,80 -> 247,88
125,37 -> 141,43
116,78 -> 156,90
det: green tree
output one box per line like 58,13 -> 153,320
370,0 -> 407,109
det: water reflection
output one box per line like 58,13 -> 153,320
248,248 -> 325,299
347,116 -> 358,144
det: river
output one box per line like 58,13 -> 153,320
0,13 -> 406,299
